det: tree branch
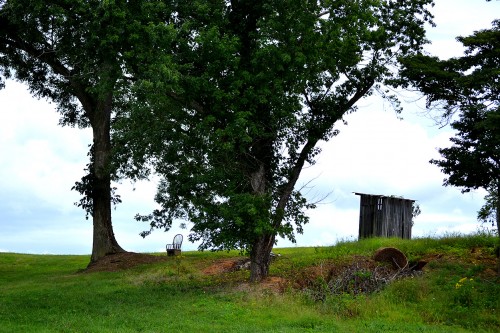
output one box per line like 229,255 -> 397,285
1,28 -> 97,119
274,80 -> 374,226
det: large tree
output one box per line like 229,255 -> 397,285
118,0 -> 434,281
400,20 -> 500,240
0,0 -> 176,263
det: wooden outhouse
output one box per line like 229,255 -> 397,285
354,192 -> 415,240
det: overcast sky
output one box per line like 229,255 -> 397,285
1,0 -> 499,254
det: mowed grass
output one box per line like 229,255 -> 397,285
0,233 -> 499,333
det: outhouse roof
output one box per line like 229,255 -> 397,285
353,192 -> 416,202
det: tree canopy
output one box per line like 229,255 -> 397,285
0,0 -> 178,263
400,20 -> 500,237
117,0 -> 435,281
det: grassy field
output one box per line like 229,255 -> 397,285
0,234 -> 499,332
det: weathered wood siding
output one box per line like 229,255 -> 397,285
357,193 -> 414,240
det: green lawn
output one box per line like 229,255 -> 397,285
0,234 -> 498,332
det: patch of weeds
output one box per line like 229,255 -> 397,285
466,264 -> 487,276
314,243 -> 354,260
127,257 -> 202,287
453,277 -> 477,308
292,316 -> 323,330
431,261 -> 468,277
307,275 -> 329,302
384,276 -> 429,304
324,293 -> 364,318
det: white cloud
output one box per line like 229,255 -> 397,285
425,0 -> 500,59
300,102 -> 447,196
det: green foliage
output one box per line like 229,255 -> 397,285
477,182 -> 499,233
399,19 -> 500,237
122,1 -> 435,271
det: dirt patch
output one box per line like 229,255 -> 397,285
469,247 -> 498,267
202,258 -> 249,275
84,252 -> 169,273
234,276 -> 289,293
202,258 -> 290,293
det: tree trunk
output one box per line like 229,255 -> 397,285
496,181 -> 500,275
89,96 -> 125,263
249,233 -> 275,282
496,181 -> 500,239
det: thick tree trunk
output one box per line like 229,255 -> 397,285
89,96 -> 125,263
249,233 -> 275,282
